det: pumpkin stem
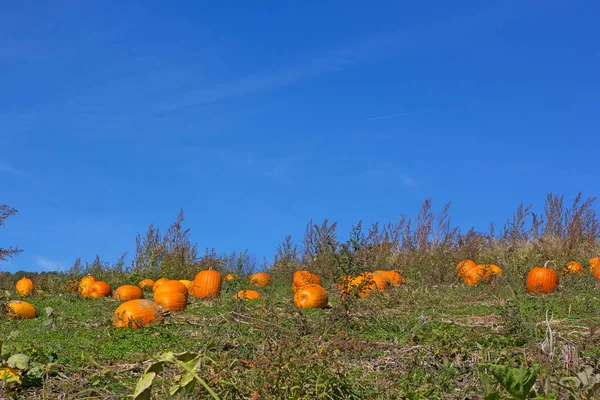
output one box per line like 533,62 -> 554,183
543,260 -> 557,269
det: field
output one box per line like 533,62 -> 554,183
2,194 -> 600,399
1,275 -> 600,399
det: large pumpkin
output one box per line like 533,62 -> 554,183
292,270 -> 321,293
154,291 -> 187,312
563,261 -> 584,276
15,278 -> 34,296
374,270 -> 405,286
526,262 -> 559,295
4,300 -> 37,319
113,299 -> 163,329
152,278 -> 169,292
189,270 -> 222,298
456,260 -> 477,278
589,257 -> 600,280
79,275 -> 96,297
370,272 -> 390,291
235,290 -> 261,300
249,272 -> 271,287
294,284 -> 328,309
138,279 -> 155,290
114,285 -> 144,301
88,281 -> 112,298
154,280 -> 188,296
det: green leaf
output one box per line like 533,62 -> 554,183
7,354 -> 30,370
486,364 -> 539,400
133,371 -> 157,400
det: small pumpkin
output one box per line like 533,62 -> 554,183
589,257 -> 600,280
292,270 -> 321,293
139,279 -> 155,290
374,270 -> 405,286
224,273 -> 239,281
563,261 -> 584,276
79,275 -> 96,297
88,281 -> 112,298
114,285 -> 144,301
190,270 -> 222,298
154,280 -> 188,296
113,299 -> 163,329
235,290 -> 261,300
294,284 -> 328,309
339,273 -> 376,298
456,260 -> 477,278
154,291 -> 187,312
526,261 -> 559,295
15,278 -> 34,296
249,272 -> 271,287
4,300 -> 37,319
152,278 -> 169,292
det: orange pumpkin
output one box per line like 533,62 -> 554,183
292,270 -> 321,293
152,278 -> 169,292
235,290 -> 261,300
249,272 -> 271,287
138,279 -> 155,290
154,291 -> 187,311
154,280 -> 188,296
563,261 -> 584,276
79,275 -> 96,297
113,299 -> 163,329
190,270 -> 222,298
114,285 -> 144,301
374,270 -> 405,286
178,279 -> 193,289
456,260 -> 477,278
526,262 -> 559,295
370,272 -> 390,291
225,273 -> 239,281
15,278 -> 34,296
88,281 -> 112,298
294,284 -> 328,309
339,273 -> 376,298
4,300 -> 37,319
589,257 -> 600,280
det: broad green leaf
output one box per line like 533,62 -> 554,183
487,364 -> 538,400
133,371 -> 157,400
7,354 -> 30,370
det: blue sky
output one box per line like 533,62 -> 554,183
1,1 -> 599,273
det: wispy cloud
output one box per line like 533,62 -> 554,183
35,256 -> 65,272
366,110 -> 431,121
0,161 -> 25,177
357,162 -> 420,188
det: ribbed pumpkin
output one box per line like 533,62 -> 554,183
456,260 -> 477,278
235,290 -> 261,300
526,262 -> 559,295
114,285 -> 144,301
15,278 -> 34,296
189,270 -> 222,298
113,299 -> 163,329
88,281 -> 112,298
294,284 -> 328,309
292,270 -> 321,293
370,272 -> 390,291
178,279 -> 193,289
225,273 -> 239,281
589,257 -> 600,280
154,291 -> 187,311
154,280 -> 188,296
374,270 -> 405,286
152,278 -> 169,292
563,261 -> 584,276
78,275 -> 96,297
4,300 -> 37,319
138,279 -> 155,290
249,272 -> 271,287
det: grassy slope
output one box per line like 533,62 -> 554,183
1,277 -> 600,399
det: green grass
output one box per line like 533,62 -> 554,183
2,280 -> 600,399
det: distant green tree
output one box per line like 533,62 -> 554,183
0,204 -> 23,263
